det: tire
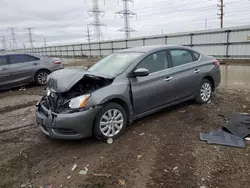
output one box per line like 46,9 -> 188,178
93,102 -> 128,140
196,79 -> 212,104
35,70 -> 50,86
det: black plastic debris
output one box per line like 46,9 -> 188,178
200,130 -> 245,148
223,122 -> 250,138
219,112 -> 250,138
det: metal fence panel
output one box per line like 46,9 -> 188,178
145,38 -> 165,45
101,42 -> 112,49
193,45 -> 226,56
193,33 -> 227,44
127,40 -> 143,48
113,41 -> 126,48
229,30 -> 250,42
167,36 -> 190,45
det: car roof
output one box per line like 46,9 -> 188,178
0,52 -> 42,58
118,45 -> 193,53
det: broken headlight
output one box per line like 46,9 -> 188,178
69,94 -> 91,109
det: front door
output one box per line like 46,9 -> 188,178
8,54 -> 39,84
0,55 -> 11,88
130,50 -> 176,116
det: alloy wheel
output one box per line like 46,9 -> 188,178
100,109 -> 124,137
200,82 -> 211,102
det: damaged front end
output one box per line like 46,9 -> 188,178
40,69 -> 114,113
36,69 -> 114,139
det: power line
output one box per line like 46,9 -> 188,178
1,36 -> 7,50
115,0 -> 137,38
218,0 -> 225,28
87,0 -> 106,41
85,27 -> 92,43
26,28 -> 35,48
8,27 -> 18,49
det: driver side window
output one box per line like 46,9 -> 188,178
136,51 -> 168,74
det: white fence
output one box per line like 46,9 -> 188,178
14,26 -> 250,59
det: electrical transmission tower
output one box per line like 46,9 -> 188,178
85,27 -> 92,43
26,28 -> 35,48
44,38 -> 47,47
87,0 -> 106,41
116,0 -> 137,39
1,36 -> 7,50
217,0 -> 224,28
8,27 -> 18,49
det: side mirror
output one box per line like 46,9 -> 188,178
131,68 -> 149,77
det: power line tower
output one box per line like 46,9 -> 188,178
217,0 -> 224,28
1,36 -> 7,50
87,0 -> 106,41
8,27 -> 18,49
116,0 -> 137,38
26,28 -> 35,48
85,27 -> 92,43
44,38 -> 47,47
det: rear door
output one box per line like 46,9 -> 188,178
8,54 -> 40,84
130,50 -> 177,115
0,55 -> 11,87
167,48 -> 202,101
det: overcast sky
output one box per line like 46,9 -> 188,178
0,0 -> 250,49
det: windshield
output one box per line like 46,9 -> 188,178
88,52 -> 142,76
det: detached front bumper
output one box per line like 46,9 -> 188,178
36,101 -> 101,140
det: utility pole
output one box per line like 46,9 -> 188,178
8,27 -> 18,49
87,0 -> 106,41
205,19 -> 207,30
1,36 -> 7,50
44,38 -> 47,47
116,0 -> 137,38
85,27 -> 92,43
217,0 -> 224,28
23,43 -> 26,49
26,28 -> 35,48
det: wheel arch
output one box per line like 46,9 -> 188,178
203,75 -> 215,91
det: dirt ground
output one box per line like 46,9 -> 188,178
1,84 -> 250,188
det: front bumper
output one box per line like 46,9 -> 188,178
36,102 -> 101,140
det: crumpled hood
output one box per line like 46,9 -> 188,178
47,69 -> 114,93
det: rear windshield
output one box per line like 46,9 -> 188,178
88,52 -> 142,76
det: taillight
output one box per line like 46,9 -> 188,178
54,60 -> 61,65
213,59 -> 220,67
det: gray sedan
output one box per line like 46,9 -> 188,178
36,45 -> 220,140
0,53 -> 63,90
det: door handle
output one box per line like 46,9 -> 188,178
164,76 -> 173,81
33,62 -> 38,65
1,67 -> 7,71
194,69 -> 200,73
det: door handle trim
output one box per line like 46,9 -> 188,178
164,77 -> 173,81
194,69 -> 200,73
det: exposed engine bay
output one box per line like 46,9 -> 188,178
41,74 -> 113,113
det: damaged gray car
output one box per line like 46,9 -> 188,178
36,45 -> 221,140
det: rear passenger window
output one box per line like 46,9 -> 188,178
9,54 -> 39,64
192,51 -> 200,61
0,56 -> 7,65
169,49 -> 193,67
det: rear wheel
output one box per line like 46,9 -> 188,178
196,79 -> 212,104
93,102 -> 127,140
35,70 -> 50,85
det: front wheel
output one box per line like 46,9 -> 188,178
93,102 -> 127,140
196,79 -> 212,104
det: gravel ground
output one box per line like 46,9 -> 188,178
0,86 -> 250,188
